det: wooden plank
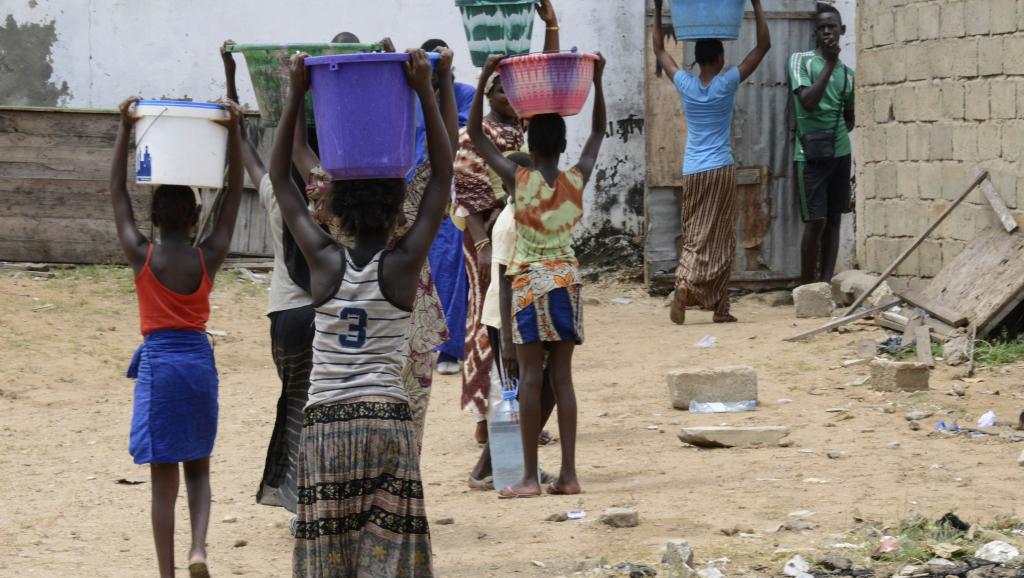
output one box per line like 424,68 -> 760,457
916,326 -> 935,367
875,316 -> 906,333
0,240 -> 126,264
973,169 -> 1019,234
783,296 -> 901,342
900,316 -> 923,348
645,3 -> 686,188
921,227 -> 1024,337
898,291 -> 969,327
0,110 -> 121,138
0,132 -> 116,149
0,184 -> 149,220
845,169 -> 989,315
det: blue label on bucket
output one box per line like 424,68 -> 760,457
137,146 -> 153,182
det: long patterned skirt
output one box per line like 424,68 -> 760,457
675,165 -> 738,312
257,305 -> 315,513
461,236 -> 493,417
293,397 -> 432,578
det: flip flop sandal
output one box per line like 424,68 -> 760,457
189,562 -> 210,578
497,486 -> 541,499
670,288 -> 688,325
467,475 -> 494,491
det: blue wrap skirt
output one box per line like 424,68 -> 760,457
127,329 -> 218,465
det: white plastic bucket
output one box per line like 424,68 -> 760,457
134,100 -> 228,188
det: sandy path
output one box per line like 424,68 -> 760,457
1,268 -> 1022,577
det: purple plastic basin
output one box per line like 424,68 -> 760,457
306,52 -> 418,180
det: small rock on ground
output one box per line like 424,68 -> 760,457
435,517 -> 454,525
545,512 -> 569,522
233,539 -> 248,548
600,507 -> 640,528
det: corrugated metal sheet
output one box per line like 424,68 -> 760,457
645,0 -> 818,287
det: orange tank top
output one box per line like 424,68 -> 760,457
135,244 -> 213,335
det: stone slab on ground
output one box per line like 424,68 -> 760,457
600,507 -> 639,528
793,282 -> 834,318
869,359 -> 930,392
667,366 -> 758,410
831,270 -> 894,308
662,539 -> 696,578
678,426 -> 790,448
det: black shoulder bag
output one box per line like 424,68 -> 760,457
800,63 -> 848,162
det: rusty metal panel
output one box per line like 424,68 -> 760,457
644,0 -> 817,288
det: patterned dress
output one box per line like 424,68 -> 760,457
453,117 -> 524,416
293,249 -> 432,577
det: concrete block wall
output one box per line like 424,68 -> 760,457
856,0 -> 1024,293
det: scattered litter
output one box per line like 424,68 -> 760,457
802,478 -> 829,484
974,540 -> 1020,563
930,463 -> 943,470
827,451 -> 849,460
531,560 -> 546,568
610,297 -> 634,305
207,330 -> 229,337
978,411 -> 997,428
567,511 -> 586,520
788,510 -> 815,518
698,567 -> 726,578
783,555 -> 812,578
31,303 -> 55,312
934,420 -> 961,432
689,400 -> 757,414
778,398 -> 793,405
615,563 -> 657,577
115,478 -> 146,485
873,536 -> 901,557
695,335 -> 718,348
847,376 -> 870,386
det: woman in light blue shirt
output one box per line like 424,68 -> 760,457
653,0 -> 770,324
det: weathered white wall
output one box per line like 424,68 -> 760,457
2,0 -> 646,254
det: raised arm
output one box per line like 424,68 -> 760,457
110,97 -> 148,273
467,56 -> 518,187
435,48 -> 460,153
291,98 -> 319,181
221,40 -> 267,186
392,50 -> 455,282
652,0 -> 680,81
271,54 -> 343,302
737,0 -> 771,81
537,0 -> 560,53
575,53 -> 606,182
199,101 -> 244,276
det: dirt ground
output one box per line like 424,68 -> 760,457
1,267 -> 1023,577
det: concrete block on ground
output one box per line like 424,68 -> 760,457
662,539 -> 696,578
667,366 -> 757,410
830,270 -> 894,308
600,507 -> 639,528
793,282 -> 834,318
870,359 -> 930,392
678,426 -> 790,448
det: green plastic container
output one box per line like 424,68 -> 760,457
455,0 -> 536,67
226,43 -> 381,126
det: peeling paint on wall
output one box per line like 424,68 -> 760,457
0,15 -> 71,106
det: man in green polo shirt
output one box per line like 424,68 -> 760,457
789,2 -> 855,285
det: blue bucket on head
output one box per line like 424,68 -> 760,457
670,0 -> 745,40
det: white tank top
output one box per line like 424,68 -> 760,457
306,249 -> 411,409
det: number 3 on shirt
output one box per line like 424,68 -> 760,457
337,307 -> 368,348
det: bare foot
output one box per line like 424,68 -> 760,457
713,313 -> 738,323
546,478 -> 582,495
474,421 -> 488,444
